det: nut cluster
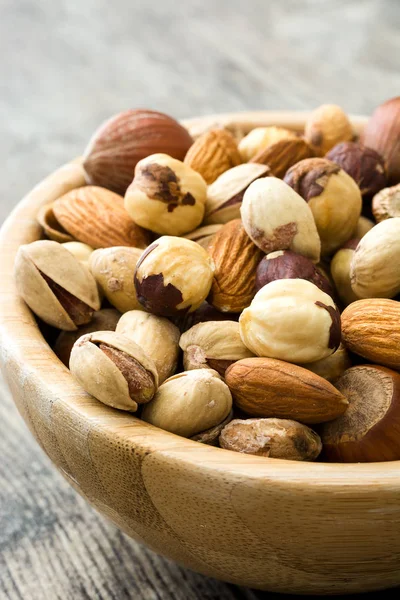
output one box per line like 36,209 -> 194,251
15,97 -> 400,463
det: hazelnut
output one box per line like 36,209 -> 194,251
251,138 -> 314,178
240,177 -> 321,261
330,239 -> 361,306
179,320 -> 254,376
238,126 -> 297,161
219,418 -> 322,461
320,365 -> 400,462
183,128 -> 242,184
372,184 -> 400,222
350,218 -> 400,298
62,241 -> 94,265
141,369 -> 232,438
183,224 -> 223,250
70,330 -> 158,411
14,240 -> 100,331
191,409 -> 233,445
124,153 -> 207,236
116,310 -> 180,383
352,216 -> 374,239
255,250 -> 333,296
284,158 -> 362,255
304,104 -> 353,156
298,343 -> 351,384
239,279 -> 341,364
134,237 -> 214,316
204,163 -> 269,225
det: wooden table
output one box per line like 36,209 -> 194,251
1,0 -> 400,598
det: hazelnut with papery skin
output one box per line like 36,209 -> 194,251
305,104 -> 353,156
372,184 -> 400,222
298,343 -> 351,383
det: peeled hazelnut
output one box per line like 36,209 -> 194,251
183,224 -> 223,250
352,216 -> 374,239
238,126 -> 297,162
62,241 -> 94,265
70,330 -> 158,411
89,246 -> 144,313
284,158 -> 362,255
54,308 -> 120,367
204,163 -> 269,225
179,320 -> 254,376
219,418 -> 322,461
298,343 -> 351,384
239,279 -> 341,364
116,310 -> 180,383
240,177 -> 321,262
183,128 -> 242,184
372,184 -> 400,222
320,365 -> 400,462
134,237 -> 215,316
304,104 -> 353,156
37,203 -> 74,243
14,240 -> 100,331
362,96 -> 400,184
350,218 -> 400,298
255,250 -> 333,296
124,153 -> 207,236
330,239 -> 361,306
326,141 -> 387,198
141,369 -> 232,438
251,138 -> 314,178
83,109 -> 193,195
173,301 -> 239,334
191,410 -> 233,445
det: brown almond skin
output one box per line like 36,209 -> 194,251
225,357 -> 348,424
184,129 -> 242,184
341,299 -> 400,370
207,219 -> 263,313
251,138 -> 313,178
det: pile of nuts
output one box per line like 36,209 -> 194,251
14,98 -> 400,463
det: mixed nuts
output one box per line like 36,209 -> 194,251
14,97 -> 400,463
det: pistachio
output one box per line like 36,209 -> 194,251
70,330 -> 158,411
191,409 -> 234,445
14,240 -> 100,331
37,203 -> 74,243
183,224 -> 223,250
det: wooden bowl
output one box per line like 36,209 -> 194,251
1,112 -> 400,596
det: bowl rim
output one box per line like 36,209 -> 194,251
1,110 -> 400,489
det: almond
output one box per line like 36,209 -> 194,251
341,299 -> 400,370
251,138 -> 313,178
184,128 -> 242,184
225,357 -> 348,424
207,219 -> 263,313
52,186 -> 150,249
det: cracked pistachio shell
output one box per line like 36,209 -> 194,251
124,153 -> 207,236
89,246 -> 144,313
239,279 -> 341,364
70,330 -> 158,411
116,310 -> 180,383
179,320 -> 254,376
62,241 -> 94,265
134,237 -> 215,316
191,409 -> 234,445
141,369 -> 232,438
240,177 -> 321,262
14,240 -> 100,331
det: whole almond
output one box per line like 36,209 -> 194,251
225,357 -> 348,424
251,138 -> 313,178
184,128 -> 242,184
207,219 -> 263,313
53,186 -> 150,249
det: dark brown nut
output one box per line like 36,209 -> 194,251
70,330 -> 158,411
134,237 -> 215,316
14,240 -> 101,331
326,141 -> 387,198
251,138 -> 314,178
304,104 -> 353,156
284,158 -> 362,255
372,184 -> 400,222
172,301 -> 239,333
37,203 -> 74,243
191,409 -> 234,445
238,126 -> 298,161
183,128 -> 242,184
298,343 -> 352,384
330,239 -> 361,306
183,224 -> 223,250
255,250 -> 333,296
83,109 -> 193,195
54,308 -> 121,367
219,418 -> 322,461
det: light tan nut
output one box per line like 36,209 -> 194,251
134,237 -> 215,316
124,153 -> 207,236
204,163 -> 269,225
70,330 -> 158,411
251,138 -> 314,178
239,279 -> 341,364
350,218 -> 400,298
240,177 -> 321,261
183,224 -> 223,250
238,126 -> 297,162
37,203 -> 74,243
116,310 -> 180,383
141,369 -> 232,437
183,128 -> 242,184
207,219 -> 263,313
298,343 -> 351,384
225,357 -> 348,424
219,418 -> 322,461
284,158 -> 362,255
14,240 -> 100,331
179,320 -> 254,376
330,239 -> 361,306
62,241 -> 94,265
190,409 -> 233,445
304,104 -> 353,156
372,184 -> 400,222
352,216 -> 374,239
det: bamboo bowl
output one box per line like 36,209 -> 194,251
1,112 -> 400,596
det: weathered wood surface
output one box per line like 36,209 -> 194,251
1,0 -> 400,598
